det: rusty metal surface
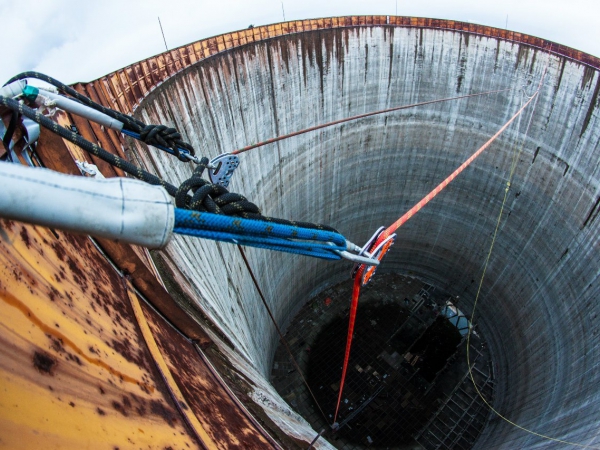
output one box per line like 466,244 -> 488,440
83,16 -> 600,115
0,220 -> 201,449
95,238 -> 213,344
34,125 -> 81,176
125,281 -> 219,448
11,106 -> 207,341
139,299 -> 277,449
0,106 -> 280,447
0,213 -> 277,448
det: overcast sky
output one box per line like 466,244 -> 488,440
1,0 -> 598,85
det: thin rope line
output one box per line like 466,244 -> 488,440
237,246 -> 331,425
466,63 -> 600,449
231,88 -> 512,155
378,91 -> 538,242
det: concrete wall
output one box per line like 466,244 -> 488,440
130,25 -> 600,448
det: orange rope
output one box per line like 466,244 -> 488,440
332,91 -> 539,423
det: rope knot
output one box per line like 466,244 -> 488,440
175,157 -> 261,216
139,124 -> 195,161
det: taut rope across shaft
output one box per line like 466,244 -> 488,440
333,91 -> 540,423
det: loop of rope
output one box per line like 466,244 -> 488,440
173,158 -> 337,232
175,157 -> 261,216
139,124 -> 195,161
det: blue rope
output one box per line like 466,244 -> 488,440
173,209 -> 346,260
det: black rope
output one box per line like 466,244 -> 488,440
2,108 -> 19,154
139,124 -> 194,160
5,72 -> 195,161
175,157 -> 259,213
0,95 -> 337,233
6,72 -> 144,134
0,95 -> 178,195
174,156 -> 336,230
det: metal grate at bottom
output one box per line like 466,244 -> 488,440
271,273 -> 494,449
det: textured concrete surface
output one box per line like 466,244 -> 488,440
129,24 -> 600,448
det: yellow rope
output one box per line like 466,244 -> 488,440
466,72 -> 600,449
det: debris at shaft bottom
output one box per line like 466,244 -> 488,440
271,273 -> 495,449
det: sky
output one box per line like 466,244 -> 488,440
1,0 -> 599,85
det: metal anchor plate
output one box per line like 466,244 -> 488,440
208,153 -> 240,188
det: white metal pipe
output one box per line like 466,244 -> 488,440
0,162 -> 173,248
34,87 -> 124,131
0,80 -> 26,98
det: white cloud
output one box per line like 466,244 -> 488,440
1,0 -> 598,85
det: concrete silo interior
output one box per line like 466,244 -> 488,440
126,22 -> 600,449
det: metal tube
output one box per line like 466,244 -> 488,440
0,162 -> 173,248
36,87 -> 124,131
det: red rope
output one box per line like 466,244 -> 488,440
231,89 -> 511,155
333,274 -> 362,421
332,91 -> 539,423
